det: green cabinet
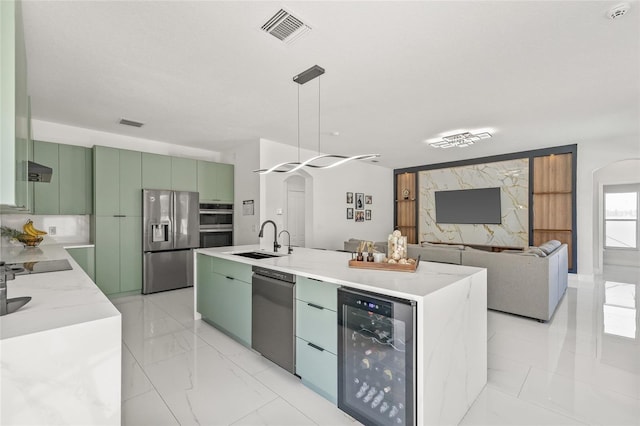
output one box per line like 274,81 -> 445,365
31,141 -> 92,215
59,144 -> 92,214
142,152 -> 171,190
197,160 -> 234,203
94,216 -> 141,295
295,276 -> 339,403
94,146 -> 142,216
197,255 -> 252,346
171,156 -> 197,192
1,0 -> 31,211
93,146 -> 143,295
66,246 -> 95,282
32,141 -> 59,214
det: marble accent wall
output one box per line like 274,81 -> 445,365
419,158 -> 529,247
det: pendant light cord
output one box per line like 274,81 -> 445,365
297,84 -> 300,163
318,76 -> 321,156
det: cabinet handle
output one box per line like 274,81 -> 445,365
307,342 -> 325,352
307,302 -> 324,310
225,276 -> 235,280
113,215 -> 126,217
308,277 -> 323,282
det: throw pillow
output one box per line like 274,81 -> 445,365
537,240 -> 561,255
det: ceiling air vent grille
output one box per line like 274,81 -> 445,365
261,9 -> 311,44
119,118 -> 144,128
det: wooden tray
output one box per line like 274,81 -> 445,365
348,256 -> 421,273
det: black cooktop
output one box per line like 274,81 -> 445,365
7,259 -> 72,275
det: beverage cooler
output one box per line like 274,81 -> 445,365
338,288 -> 417,426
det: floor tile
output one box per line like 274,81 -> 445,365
144,346 -> 278,425
121,343 -> 153,401
460,387 -> 586,425
519,367 -> 640,425
121,390 -> 178,426
486,352 -> 530,396
254,366 -> 360,426
232,397 -> 317,426
126,329 -> 208,366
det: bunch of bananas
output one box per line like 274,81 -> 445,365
22,219 -> 47,237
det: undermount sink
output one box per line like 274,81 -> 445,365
231,251 -> 283,260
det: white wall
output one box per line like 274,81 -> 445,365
259,139 -> 394,251
220,140 -> 261,246
32,119 -> 220,161
575,136 -> 640,276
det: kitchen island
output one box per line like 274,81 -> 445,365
195,245 -> 487,426
0,244 -> 121,425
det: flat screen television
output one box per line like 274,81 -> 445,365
435,187 -> 502,224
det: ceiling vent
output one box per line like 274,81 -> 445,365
261,9 -> 311,44
119,118 -> 144,128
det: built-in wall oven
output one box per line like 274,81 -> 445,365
199,203 -> 233,248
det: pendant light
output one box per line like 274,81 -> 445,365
254,65 -> 380,174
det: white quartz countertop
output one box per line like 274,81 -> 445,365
0,243 -> 119,341
196,245 -> 484,301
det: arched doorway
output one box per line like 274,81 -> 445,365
285,175 -> 306,247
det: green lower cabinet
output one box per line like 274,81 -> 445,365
119,216 -> 142,292
66,246 -> 95,282
94,215 -> 142,295
197,255 -> 251,347
296,300 -> 337,354
296,337 -> 337,404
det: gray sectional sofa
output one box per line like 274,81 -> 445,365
406,241 -> 568,322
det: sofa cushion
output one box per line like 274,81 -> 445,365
525,247 -> 547,257
537,240 -> 561,255
420,241 -> 465,250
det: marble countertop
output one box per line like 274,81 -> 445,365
0,243 -> 120,341
196,245 -> 485,301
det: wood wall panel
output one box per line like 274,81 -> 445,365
533,154 -> 572,193
395,173 -> 417,244
533,193 -> 572,230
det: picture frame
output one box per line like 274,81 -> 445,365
346,192 -> 353,204
365,209 -> 371,220
355,193 -> 364,210
347,208 -> 354,219
365,195 -> 372,204
355,210 -> 365,222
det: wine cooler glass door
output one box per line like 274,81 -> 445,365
337,288 -> 416,426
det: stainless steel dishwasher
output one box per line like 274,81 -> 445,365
251,265 -> 296,374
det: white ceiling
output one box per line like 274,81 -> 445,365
21,1 -> 640,169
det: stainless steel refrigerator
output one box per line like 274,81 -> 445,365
142,189 -> 199,294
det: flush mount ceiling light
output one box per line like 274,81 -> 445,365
426,131 -> 492,149
254,65 -> 380,174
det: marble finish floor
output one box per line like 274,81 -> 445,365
111,266 -> 640,425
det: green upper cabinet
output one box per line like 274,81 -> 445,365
142,152 -> 171,190
59,144 -> 92,214
32,141 -> 59,214
171,156 -> 197,192
31,141 -> 92,215
94,146 -> 141,216
94,146 -> 119,216
197,160 -> 234,203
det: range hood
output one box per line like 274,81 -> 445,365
28,161 -> 53,183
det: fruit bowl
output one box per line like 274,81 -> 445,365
16,234 -> 44,247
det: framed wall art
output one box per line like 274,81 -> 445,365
347,208 -> 354,219
346,192 -> 353,204
355,210 -> 365,222
365,209 -> 371,220
365,195 -> 372,204
355,193 -> 364,210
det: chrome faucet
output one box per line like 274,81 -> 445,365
279,230 -> 293,254
259,220 -> 281,253
0,261 -> 31,316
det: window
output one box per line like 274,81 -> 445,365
605,187 -> 639,249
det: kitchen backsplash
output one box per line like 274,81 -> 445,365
1,214 -> 90,245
